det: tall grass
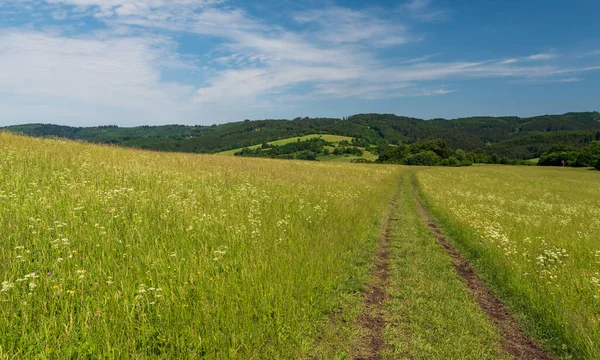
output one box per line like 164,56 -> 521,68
0,133 -> 401,358
418,165 -> 600,358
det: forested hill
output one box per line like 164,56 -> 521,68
3,112 -> 600,159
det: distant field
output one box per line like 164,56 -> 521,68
217,134 -> 354,156
419,166 -> 600,358
319,150 -> 379,163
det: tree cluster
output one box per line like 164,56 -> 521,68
376,139 -> 474,166
538,142 -> 600,169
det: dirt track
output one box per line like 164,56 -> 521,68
352,178 -> 554,359
353,189 -> 398,360
413,179 -> 553,360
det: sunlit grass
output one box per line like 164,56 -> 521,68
0,132 -> 401,358
418,165 -> 600,358
217,134 -> 354,155
383,172 -> 503,359
318,150 -> 379,163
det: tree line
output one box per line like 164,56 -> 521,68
3,112 -> 599,161
538,142 -> 600,169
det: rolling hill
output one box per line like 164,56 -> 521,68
3,112 -> 600,159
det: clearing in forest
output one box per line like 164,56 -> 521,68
217,134 -> 353,155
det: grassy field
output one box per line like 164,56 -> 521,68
318,150 -> 379,163
3,131 -> 600,359
217,134 -> 353,156
418,166 -> 600,358
0,132 -> 401,358
382,172 -> 503,359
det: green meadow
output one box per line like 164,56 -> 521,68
1,132 -> 599,359
217,134 -> 353,156
419,166 -> 600,358
0,132 -> 400,358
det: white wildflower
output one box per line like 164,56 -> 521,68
1,281 -> 15,293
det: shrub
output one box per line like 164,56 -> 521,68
538,151 -> 580,166
440,157 -> 460,167
575,142 -> 600,167
404,151 -> 443,166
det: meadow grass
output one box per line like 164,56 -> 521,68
418,165 -> 600,358
318,150 -> 379,163
0,133 -> 401,358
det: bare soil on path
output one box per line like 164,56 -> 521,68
352,190 -> 398,360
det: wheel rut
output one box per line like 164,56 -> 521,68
353,185 -> 400,360
412,178 -> 553,360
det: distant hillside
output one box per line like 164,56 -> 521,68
217,134 -> 354,156
3,112 -> 600,159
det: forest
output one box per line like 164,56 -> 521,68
3,112 -> 600,161
538,142 -> 600,169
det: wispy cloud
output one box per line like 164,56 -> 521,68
0,0 -> 598,125
402,0 -> 450,22
399,54 -> 440,64
0,28 -> 198,125
525,53 -> 556,61
293,7 -> 408,47
512,77 -> 581,85
0,29 -> 190,106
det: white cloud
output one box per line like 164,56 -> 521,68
0,29 -> 193,106
0,29 -> 199,125
402,0 -> 449,22
399,54 -> 439,64
0,0 -> 598,126
44,0 -> 222,16
294,7 -> 408,47
513,77 -> 581,85
526,53 -> 556,61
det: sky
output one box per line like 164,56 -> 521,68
0,0 -> 599,126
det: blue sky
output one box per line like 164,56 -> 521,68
0,0 -> 599,126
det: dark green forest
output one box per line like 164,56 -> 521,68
377,139 -> 474,166
3,112 -> 600,161
538,142 -> 600,169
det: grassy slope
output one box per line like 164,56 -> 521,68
217,134 -> 353,156
218,133 -> 379,163
0,132 -> 401,359
4,131 -> 598,358
318,150 -> 379,163
418,166 -> 600,359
